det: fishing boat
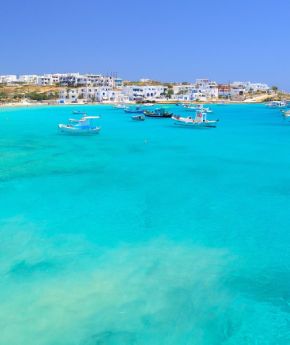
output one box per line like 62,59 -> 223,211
72,110 -> 87,115
144,108 -> 173,118
141,103 -> 154,107
184,105 -> 198,111
182,103 -> 195,109
113,103 -> 127,109
132,115 -> 145,121
172,111 -> 218,128
58,116 -> 101,135
266,101 -> 287,108
183,104 -> 212,113
124,106 -> 144,114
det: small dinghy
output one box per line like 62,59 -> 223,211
132,115 -> 145,121
58,116 -> 101,135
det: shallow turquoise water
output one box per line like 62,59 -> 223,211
0,104 -> 290,344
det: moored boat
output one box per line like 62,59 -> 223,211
132,115 -> 145,121
58,116 -> 101,135
144,108 -> 173,118
113,103 -> 127,109
282,110 -> 290,118
183,104 -> 212,113
266,101 -> 287,108
172,111 -> 218,128
124,106 -> 144,114
72,110 -> 87,115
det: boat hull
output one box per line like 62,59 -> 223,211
125,110 -> 144,114
172,116 -> 218,128
173,121 -> 217,128
145,114 -> 172,118
132,115 -> 145,121
144,111 -> 172,118
72,111 -> 87,115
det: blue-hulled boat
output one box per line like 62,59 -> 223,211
124,106 -> 144,114
58,116 -> 101,135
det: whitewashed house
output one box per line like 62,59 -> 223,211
0,75 -> 18,83
58,74 -> 122,88
59,86 -> 128,103
37,74 -> 54,86
18,75 -> 39,84
59,73 -> 82,86
231,81 -> 270,93
172,84 -> 207,101
195,79 -> 219,99
249,83 -> 270,92
122,85 -> 167,101
59,88 -> 82,102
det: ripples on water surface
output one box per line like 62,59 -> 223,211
0,104 -> 290,344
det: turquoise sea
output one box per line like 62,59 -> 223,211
0,104 -> 290,344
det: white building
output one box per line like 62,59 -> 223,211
172,79 -> 218,100
58,74 -> 122,88
0,75 -> 18,84
122,85 -> 167,100
59,88 -> 81,102
231,81 -> 270,93
172,84 -> 196,95
230,86 -> 246,97
18,75 -> 39,84
37,74 -> 55,86
195,79 -> 219,99
59,86 -> 128,103
58,73 -> 81,86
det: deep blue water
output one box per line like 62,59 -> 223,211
0,104 -> 290,344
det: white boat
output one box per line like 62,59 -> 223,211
282,110 -> 290,118
182,103 -> 196,110
172,111 -> 218,128
266,101 -> 287,108
184,105 -> 198,111
142,103 -> 154,107
183,104 -> 213,113
58,116 -> 101,135
72,110 -> 87,115
113,103 -> 127,109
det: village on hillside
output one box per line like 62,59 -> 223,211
0,73 -> 286,105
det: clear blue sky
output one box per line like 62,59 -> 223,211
1,0 -> 289,89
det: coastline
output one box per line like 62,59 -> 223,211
0,99 -> 267,109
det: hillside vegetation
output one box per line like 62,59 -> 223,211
0,85 -> 61,103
